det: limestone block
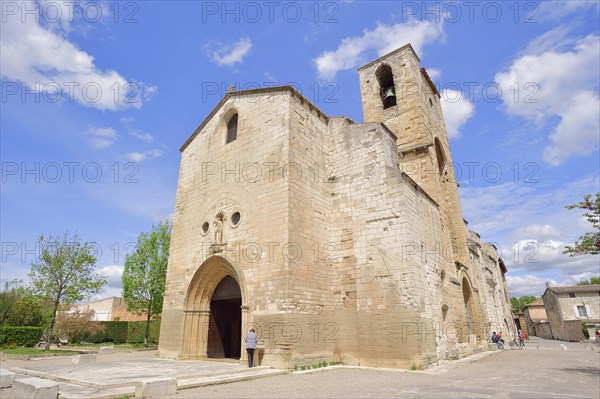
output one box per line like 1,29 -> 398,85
98,346 -> 115,354
0,369 -> 16,388
487,343 -> 499,351
11,377 -> 58,399
72,354 -> 96,363
135,377 -> 177,398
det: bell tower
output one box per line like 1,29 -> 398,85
357,44 -> 470,268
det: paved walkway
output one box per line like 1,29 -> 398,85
1,338 -> 598,398
177,338 -> 600,398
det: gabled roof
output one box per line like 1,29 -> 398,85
180,85 -> 329,152
524,298 -> 544,307
545,284 -> 600,295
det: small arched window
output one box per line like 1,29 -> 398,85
226,114 -> 238,143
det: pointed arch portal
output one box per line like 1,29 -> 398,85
179,256 -> 248,360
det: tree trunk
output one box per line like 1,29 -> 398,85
144,308 -> 151,348
45,300 -> 60,351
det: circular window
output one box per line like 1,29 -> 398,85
201,221 -> 210,235
230,211 -> 241,227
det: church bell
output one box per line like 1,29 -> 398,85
382,85 -> 396,108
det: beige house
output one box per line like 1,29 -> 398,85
523,298 -> 548,338
159,44 -> 514,369
541,285 -> 600,341
76,297 -> 147,322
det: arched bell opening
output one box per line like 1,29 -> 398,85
376,64 -> 397,109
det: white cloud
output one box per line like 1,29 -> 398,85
426,68 -> 441,80
264,72 -> 277,82
542,91 -> 600,165
207,37 -> 253,66
515,224 -> 561,241
120,117 -> 135,125
440,89 -> 474,139
129,130 -> 154,143
495,34 -> 600,165
126,149 -> 163,162
96,265 -> 124,289
460,176 -> 597,243
506,274 -> 555,297
459,176 -> 599,296
0,1 -> 155,111
538,1 -> 600,21
89,127 -> 117,149
502,239 -> 597,276
314,20 -> 444,80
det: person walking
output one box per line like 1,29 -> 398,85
245,328 -> 259,368
518,329 -> 525,349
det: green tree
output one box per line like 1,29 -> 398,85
7,294 -> 50,327
510,295 -> 538,313
0,280 -> 24,325
122,220 -> 171,347
564,193 -> 600,256
29,233 -> 106,350
577,276 -> 600,285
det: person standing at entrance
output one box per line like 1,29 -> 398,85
245,328 -> 258,368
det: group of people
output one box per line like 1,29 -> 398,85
491,330 -> 526,349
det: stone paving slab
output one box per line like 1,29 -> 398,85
7,359 -> 287,399
11,359 -> 243,388
178,368 -> 288,389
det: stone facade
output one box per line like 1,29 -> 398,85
158,44 -> 514,368
541,285 -> 600,341
523,298 -> 548,337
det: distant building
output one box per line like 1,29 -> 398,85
76,297 -> 147,322
541,285 -> 600,341
523,298 -> 548,338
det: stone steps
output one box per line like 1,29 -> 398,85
178,368 -> 287,390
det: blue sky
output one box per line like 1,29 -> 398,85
1,0 -> 599,300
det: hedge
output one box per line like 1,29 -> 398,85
0,326 -> 44,348
127,321 -> 160,344
87,320 -> 160,344
88,321 -> 129,344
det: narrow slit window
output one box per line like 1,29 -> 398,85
226,114 -> 238,143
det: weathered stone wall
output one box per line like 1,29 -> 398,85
159,91 -> 293,359
160,44 -> 514,368
542,291 -> 564,341
556,291 -> 600,322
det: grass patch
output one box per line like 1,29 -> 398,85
1,348 -> 80,356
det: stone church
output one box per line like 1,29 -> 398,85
158,44 -> 515,369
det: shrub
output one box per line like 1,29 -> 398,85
127,321 -> 160,344
55,309 -> 105,344
582,321 -> 590,339
88,321 -> 129,344
0,326 -> 43,347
